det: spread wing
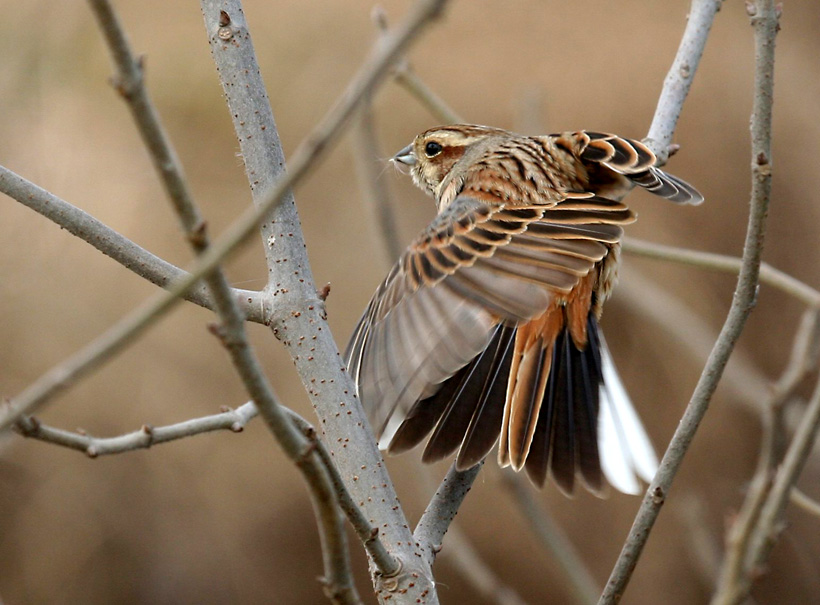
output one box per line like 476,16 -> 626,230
346,193 -> 635,439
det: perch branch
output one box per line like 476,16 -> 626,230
200,0 -> 450,601
600,1 -> 777,602
414,462 -> 483,568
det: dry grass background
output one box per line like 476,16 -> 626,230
1,1 -> 819,603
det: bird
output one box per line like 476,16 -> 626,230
345,124 -> 702,496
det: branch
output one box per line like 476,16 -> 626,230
711,308 -> 818,604
717,373 -> 820,605
351,97 -> 403,263
623,238 -> 820,308
644,0 -> 723,162
413,462 -> 483,569
0,165 -> 266,322
15,402 -> 258,456
88,2 -> 362,601
19,398 -> 400,583
272,410 -> 401,581
374,8 -> 463,125
600,1 -> 776,601
199,1 -> 450,602
791,488 -> 820,519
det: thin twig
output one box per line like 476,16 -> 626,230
412,465 -> 529,605
500,473 -> 599,605
748,374 -> 820,564
713,309 -> 820,604
87,2 -> 362,601
599,1 -> 776,601
375,9 -> 462,125
0,165 -> 265,322
15,403 -> 259,456
20,397 -> 401,584
373,8 -> 461,126
351,97 -> 403,263
790,488 -> 820,519
414,462 -> 483,569
395,66 -> 461,124
711,375 -> 820,605
623,238 -> 820,308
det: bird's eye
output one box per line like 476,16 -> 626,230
424,141 -> 443,157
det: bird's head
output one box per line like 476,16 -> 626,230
392,125 -> 508,203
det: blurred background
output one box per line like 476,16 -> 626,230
1,1 -> 819,603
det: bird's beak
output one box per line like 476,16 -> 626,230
392,144 -> 417,167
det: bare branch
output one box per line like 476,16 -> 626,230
645,0 -> 723,162
790,488 -> 820,519
414,462 -> 483,568
501,473 -> 599,605
0,165 -> 266,322
351,98 -> 403,263
200,0 -> 451,601
375,10 -> 463,126
15,403 -> 258,456
623,238 -> 820,308
712,308 -> 820,605
284,411 -> 401,578
715,374 -> 820,605
88,2 -> 362,601
600,1 -> 776,601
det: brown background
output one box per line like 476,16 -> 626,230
1,1 -> 819,603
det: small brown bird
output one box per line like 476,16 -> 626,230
346,125 -> 702,495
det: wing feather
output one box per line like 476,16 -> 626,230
346,191 -> 636,454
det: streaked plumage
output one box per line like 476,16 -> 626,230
346,124 -> 702,495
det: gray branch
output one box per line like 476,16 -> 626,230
89,1 -> 361,600
200,0 -> 449,602
0,165 -> 265,322
599,1 -> 777,601
15,402 -> 259,456
644,0 -> 723,162
413,462 -> 483,569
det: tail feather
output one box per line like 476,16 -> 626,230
377,314 -> 657,497
597,333 -> 659,494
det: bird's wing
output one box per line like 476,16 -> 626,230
346,192 -> 634,438
570,131 -> 704,205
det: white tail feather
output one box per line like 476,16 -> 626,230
598,336 -> 659,494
